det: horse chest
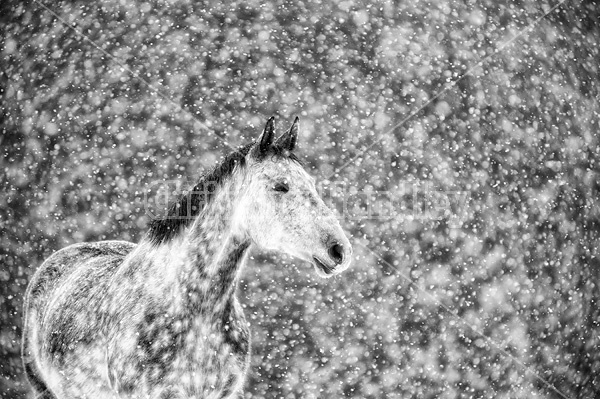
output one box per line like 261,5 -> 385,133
110,309 -> 251,398
176,325 -> 249,396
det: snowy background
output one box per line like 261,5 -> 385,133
1,0 -> 599,397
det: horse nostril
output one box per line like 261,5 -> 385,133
328,243 -> 345,265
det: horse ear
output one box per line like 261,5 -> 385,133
254,116 -> 275,156
275,116 -> 298,151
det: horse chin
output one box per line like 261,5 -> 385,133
313,264 -> 333,278
312,257 -> 335,278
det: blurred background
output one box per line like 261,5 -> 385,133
1,0 -> 599,397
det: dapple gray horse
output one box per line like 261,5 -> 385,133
22,117 -> 352,398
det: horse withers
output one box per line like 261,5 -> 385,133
22,117 -> 352,398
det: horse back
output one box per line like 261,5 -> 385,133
25,241 -> 135,311
22,240 -> 136,395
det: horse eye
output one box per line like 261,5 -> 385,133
273,182 -> 289,193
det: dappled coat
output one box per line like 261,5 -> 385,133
22,118 -> 352,398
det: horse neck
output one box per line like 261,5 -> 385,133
185,182 -> 250,314
139,178 -> 250,319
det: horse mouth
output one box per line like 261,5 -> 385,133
313,257 -> 334,275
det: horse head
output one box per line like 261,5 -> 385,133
234,117 -> 352,277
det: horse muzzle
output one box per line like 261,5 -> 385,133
312,239 -> 352,277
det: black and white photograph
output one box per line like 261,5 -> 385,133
1,0 -> 599,398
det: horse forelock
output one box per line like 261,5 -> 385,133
147,142 -> 301,245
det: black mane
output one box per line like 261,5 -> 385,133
147,143 -> 300,245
